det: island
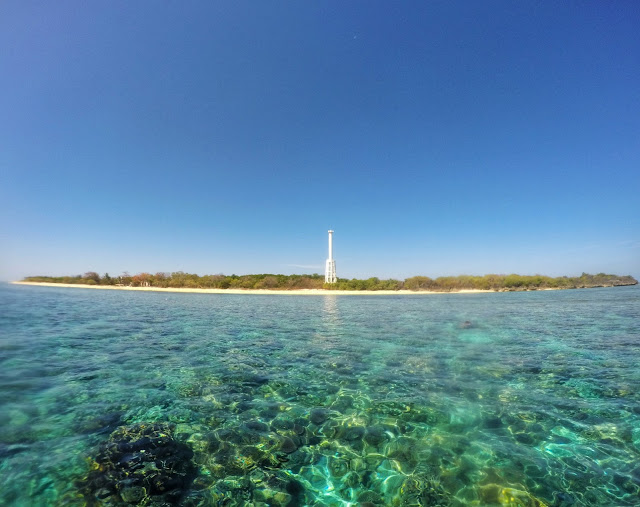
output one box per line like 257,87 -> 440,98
14,272 -> 638,294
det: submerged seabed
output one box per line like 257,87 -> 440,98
1,284 -> 639,506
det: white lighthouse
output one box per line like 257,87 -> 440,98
325,230 -> 337,284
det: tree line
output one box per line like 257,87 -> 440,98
23,272 -> 637,291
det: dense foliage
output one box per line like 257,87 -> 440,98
23,272 -> 637,291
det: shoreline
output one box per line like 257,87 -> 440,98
10,281 -> 495,296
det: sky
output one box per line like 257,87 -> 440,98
1,1 -> 639,281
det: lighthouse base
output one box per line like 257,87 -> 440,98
325,260 -> 337,284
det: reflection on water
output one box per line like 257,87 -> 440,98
0,284 -> 639,505
323,295 -> 339,324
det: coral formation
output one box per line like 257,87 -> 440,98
82,423 -> 196,505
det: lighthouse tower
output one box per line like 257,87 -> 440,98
325,230 -> 337,284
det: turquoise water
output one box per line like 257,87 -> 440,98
1,283 -> 639,506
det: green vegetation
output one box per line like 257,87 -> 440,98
22,272 -> 637,291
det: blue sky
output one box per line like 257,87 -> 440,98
1,1 -> 639,280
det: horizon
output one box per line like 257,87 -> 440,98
2,2 -> 639,282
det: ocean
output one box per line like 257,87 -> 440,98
0,283 -> 639,506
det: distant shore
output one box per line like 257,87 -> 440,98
11,281 -> 495,295
21,272 -> 635,292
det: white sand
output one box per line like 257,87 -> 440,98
11,281 -> 493,296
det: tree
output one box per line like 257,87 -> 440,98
83,272 -> 100,284
404,276 -> 432,290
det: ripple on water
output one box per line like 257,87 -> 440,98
0,285 -> 639,505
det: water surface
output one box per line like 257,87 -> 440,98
1,284 -> 639,505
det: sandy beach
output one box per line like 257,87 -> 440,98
11,281 -> 492,296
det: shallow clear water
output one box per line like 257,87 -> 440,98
1,283 -> 639,506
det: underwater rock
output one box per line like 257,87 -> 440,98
294,416 -> 309,428
119,486 -> 145,504
309,408 -> 330,425
357,490 -> 383,504
484,416 -> 503,429
186,432 -> 212,454
254,488 -> 291,505
213,476 -> 254,504
285,449 -> 315,475
82,422 -> 197,505
331,395 -> 355,412
241,373 -> 270,387
285,479 -> 305,500
234,400 -> 254,413
279,436 -> 298,454
270,418 -> 294,432
76,411 -> 123,435
398,473 -> 450,506
217,427 -> 256,445
176,383 -> 204,398
344,425 -> 365,441
375,401 -> 409,417
385,437 -> 419,473
552,491 -> 576,504
319,419 -> 341,439
244,420 -> 269,433
328,456 -> 349,478
514,432 -> 536,445
481,485 -> 547,506
364,425 -> 388,446
0,443 -> 30,458
343,471 -> 360,488
260,402 -> 286,419
191,473 -> 215,491
259,475 -> 308,505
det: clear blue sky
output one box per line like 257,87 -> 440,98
1,1 -> 639,281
